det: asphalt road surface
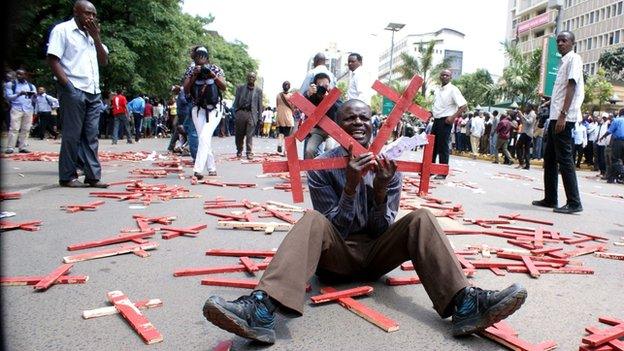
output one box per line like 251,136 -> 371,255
1,136 -> 623,351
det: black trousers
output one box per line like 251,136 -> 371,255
431,118 -> 452,164
57,82 -> 102,182
606,139 -> 624,181
542,121 -> 581,208
38,112 -> 57,139
516,133 -> 532,167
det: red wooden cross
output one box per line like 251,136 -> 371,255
0,263 -> 87,291
0,220 -> 42,231
263,75 -> 448,203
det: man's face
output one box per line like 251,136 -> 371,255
338,101 -> 373,147
247,73 -> 256,86
15,70 -> 26,82
315,77 -> 330,90
37,87 -> 45,95
75,2 -> 97,29
439,70 -> 451,86
283,82 -> 290,92
556,33 -> 574,55
347,56 -> 361,72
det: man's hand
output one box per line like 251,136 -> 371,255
84,18 -> 101,41
344,145 -> 376,196
372,154 -> 397,188
444,115 -> 454,125
192,65 -> 202,76
555,114 -> 566,134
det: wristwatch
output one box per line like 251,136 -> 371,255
560,110 -> 568,116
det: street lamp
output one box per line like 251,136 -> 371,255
384,22 -> 405,84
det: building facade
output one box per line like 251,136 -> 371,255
506,0 -> 624,75
377,28 -> 465,85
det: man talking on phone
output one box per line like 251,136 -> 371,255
47,0 -> 109,188
3,69 -> 36,154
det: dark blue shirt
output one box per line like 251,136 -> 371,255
307,147 -> 402,238
608,116 -> 624,140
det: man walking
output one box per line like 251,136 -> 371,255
232,72 -> 262,159
4,69 -> 36,154
47,0 -> 109,188
33,86 -> 59,140
533,31 -> 584,214
430,69 -> 467,179
111,89 -> 132,144
127,94 -> 145,142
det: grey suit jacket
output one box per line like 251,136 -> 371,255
232,84 -> 263,121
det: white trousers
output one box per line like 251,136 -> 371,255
7,108 -> 33,150
192,106 -> 221,173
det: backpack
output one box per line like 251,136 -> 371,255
11,80 -> 35,95
193,79 -> 221,110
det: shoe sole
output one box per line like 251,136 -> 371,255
203,299 -> 275,344
452,286 -> 527,337
532,202 -> 556,209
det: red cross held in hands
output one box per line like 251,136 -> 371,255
263,75 -> 449,203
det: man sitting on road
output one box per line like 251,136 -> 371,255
202,99 -> 527,345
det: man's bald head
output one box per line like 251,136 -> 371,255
337,100 -> 373,147
74,0 -> 94,12
313,53 -> 327,67
73,0 -> 97,29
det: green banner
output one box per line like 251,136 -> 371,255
539,36 -> 561,97
382,96 -> 395,115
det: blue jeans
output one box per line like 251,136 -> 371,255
183,112 -> 198,160
112,114 -> 132,143
532,136 -> 543,159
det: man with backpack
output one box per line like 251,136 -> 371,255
4,69 -> 36,153
33,86 -> 59,140
182,46 -> 226,179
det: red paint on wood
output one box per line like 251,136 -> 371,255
107,290 -> 163,344
67,231 -> 155,251
205,249 -> 276,258
385,276 -> 421,285
238,257 -> 260,273
201,278 -> 259,289
310,286 -> 373,304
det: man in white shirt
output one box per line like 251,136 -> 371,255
469,112 -> 485,159
532,31 -> 583,214
299,53 -> 336,94
33,86 -> 59,140
346,53 -> 372,105
430,69 -> 467,179
47,0 -> 109,188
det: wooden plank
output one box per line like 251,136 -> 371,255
67,231 -> 155,251
489,267 -> 507,276
585,326 -> 624,350
418,134 -> 435,196
174,262 -> 270,277
63,242 -> 159,263
201,278 -> 259,289
520,256 -> 541,278
479,322 -> 558,351
573,231 -> 609,241
216,221 -> 292,232
594,252 -> 624,260
107,290 -> 163,344
205,249 -> 276,258
238,257 -> 260,273
310,286 -> 373,304
385,276 -> 421,286
285,136 -> 304,203
320,286 -> 399,332
212,340 -> 233,351
1,275 -> 88,286
82,299 -> 162,319
34,263 -> 74,291
582,323 -> 624,347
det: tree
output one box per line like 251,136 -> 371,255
396,41 -> 451,96
583,68 -> 613,111
5,0 -> 257,99
370,94 -> 382,114
452,69 -> 495,109
598,46 -> 624,81
497,41 -> 542,106
336,81 -> 348,101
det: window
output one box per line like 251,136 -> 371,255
609,33 -> 614,45
607,6 -> 611,18
580,16 -> 584,27
589,11 -> 594,24
535,29 -> 545,37
615,31 -> 621,44
619,2 -> 623,15
601,8 -> 605,20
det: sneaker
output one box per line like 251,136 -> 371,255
4,148 -> 14,154
84,179 -> 109,188
59,179 -> 88,188
18,148 -> 31,153
203,290 -> 276,344
112,141 -> 117,145
531,199 -> 557,208
247,153 -> 254,160
433,174 -> 447,180
553,204 -> 582,214
451,284 -> 527,337
127,140 -> 133,144
207,171 -> 217,177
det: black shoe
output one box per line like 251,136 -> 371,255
553,204 -> 582,214
451,284 -> 527,337
18,148 -> 31,153
247,153 -> 254,160
59,179 -> 88,188
203,290 -> 276,344
84,179 -> 110,188
236,153 -> 243,159
531,199 -> 556,208
277,145 -> 282,153
193,172 -> 204,180
433,174 -> 447,180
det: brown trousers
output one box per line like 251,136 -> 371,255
256,209 -> 469,317
234,110 -> 255,155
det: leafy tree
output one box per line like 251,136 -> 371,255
370,94 -> 382,114
452,69 -> 495,109
5,0 -> 257,99
497,41 -> 542,106
583,68 -> 613,111
396,41 -> 451,96
598,46 -> 624,81
336,81 -> 348,100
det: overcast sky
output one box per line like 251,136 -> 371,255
183,0 -> 509,102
